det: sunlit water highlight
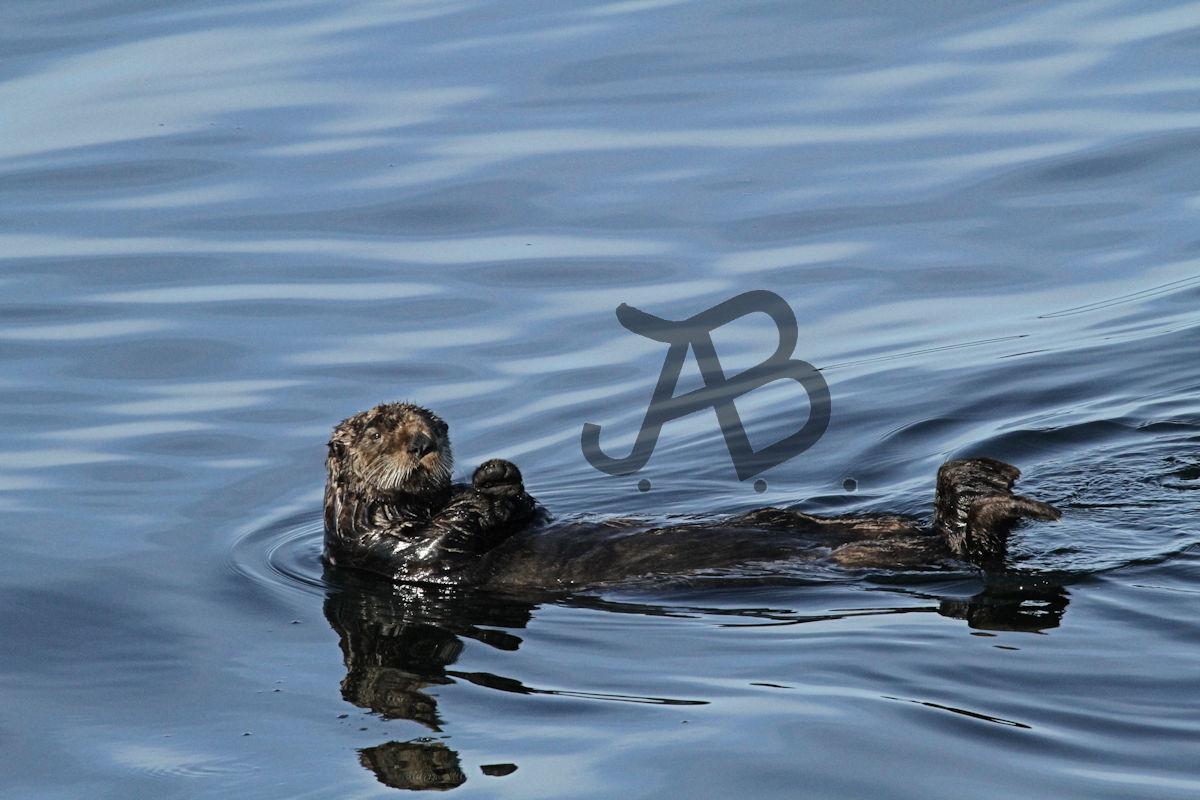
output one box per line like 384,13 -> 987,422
2,1 -> 1200,797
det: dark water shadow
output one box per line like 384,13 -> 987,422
322,566 -> 1070,791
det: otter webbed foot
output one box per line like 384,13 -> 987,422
933,457 -> 1061,568
473,458 -> 525,496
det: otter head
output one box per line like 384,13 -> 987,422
327,403 -> 453,500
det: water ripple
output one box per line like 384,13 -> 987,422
6,0 -> 1200,796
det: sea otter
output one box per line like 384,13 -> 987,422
323,402 -> 1061,587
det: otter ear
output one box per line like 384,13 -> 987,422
328,419 -> 358,463
325,438 -> 344,481
426,413 -> 449,437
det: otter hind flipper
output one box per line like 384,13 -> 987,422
933,458 -> 1060,568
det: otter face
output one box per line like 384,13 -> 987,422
329,403 -> 453,497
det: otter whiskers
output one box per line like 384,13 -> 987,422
360,453 -> 452,495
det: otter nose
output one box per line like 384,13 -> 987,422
408,432 -> 437,458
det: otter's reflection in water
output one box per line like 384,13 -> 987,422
357,742 -> 466,792
324,576 -> 532,731
323,571 -> 535,791
939,583 -> 1070,632
323,570 -> 1069,791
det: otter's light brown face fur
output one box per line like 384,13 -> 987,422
328,403 -> 453,498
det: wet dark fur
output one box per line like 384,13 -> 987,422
323,403 -> 538,583
323,403 -> 1061,587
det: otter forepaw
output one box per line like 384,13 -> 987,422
473,459 -> 524,495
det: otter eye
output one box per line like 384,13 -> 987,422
367,429 -> 381,441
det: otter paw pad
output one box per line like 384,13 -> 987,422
473,459 -> 523,493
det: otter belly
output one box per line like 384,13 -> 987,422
472,509 -> 945,589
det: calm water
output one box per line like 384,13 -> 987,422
3,1 -> 1200,797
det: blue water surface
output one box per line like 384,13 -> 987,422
2,1 -> 1200,797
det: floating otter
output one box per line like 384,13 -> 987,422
323,403 -> 1061,587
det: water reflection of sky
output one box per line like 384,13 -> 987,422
3,1 -> 1200,797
